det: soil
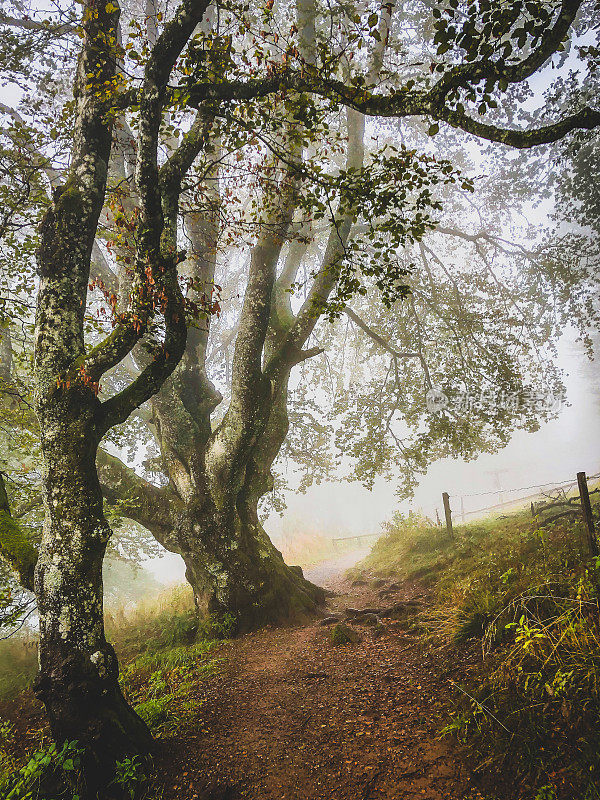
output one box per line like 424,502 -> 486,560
153,556 -> 488,800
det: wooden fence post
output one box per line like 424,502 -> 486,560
442,492 -> 453,539
577,471 -> 599,557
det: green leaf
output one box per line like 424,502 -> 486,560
427,123 -> 440,136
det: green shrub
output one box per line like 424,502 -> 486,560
198,612 -> 237,640
110,755 -> 147,800
0,739 -> 84,800
122,640 -> 221,734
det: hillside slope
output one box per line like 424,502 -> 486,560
350,508 -> 600,800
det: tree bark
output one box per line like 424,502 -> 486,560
98,445 -> 325,630
34,391 -> 152,790
97,0 -> 379,633
179,508 -> 324,629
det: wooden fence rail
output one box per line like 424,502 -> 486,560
441,471 -> 600,556
331,532 -> 380,548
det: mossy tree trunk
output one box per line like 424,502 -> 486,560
28,0 -> 210,790
97,166 -> 327,627
30,0 -> 156,784
97,0 -> 375,631
33,391 -> 153,782
99,444 -> 325,629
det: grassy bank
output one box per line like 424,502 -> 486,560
352,508 -> 600,799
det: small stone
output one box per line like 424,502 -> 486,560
330,623 -> 361,646
383,600 -> 421,619
372,622 -> 387,639
319,616 -> 340,626
345,606 -> 383,617
354,613 -> 380,626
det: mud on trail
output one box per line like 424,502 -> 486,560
155,560 -> 486,800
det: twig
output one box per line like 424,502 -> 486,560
447,679 -> 511,733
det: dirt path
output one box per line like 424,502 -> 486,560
155,566 -> 485,800
303,547 -> 371,586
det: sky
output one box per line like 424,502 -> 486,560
268,331 -> 600,529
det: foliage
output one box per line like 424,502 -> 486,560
121,642 -> 221,735
0,732 -> 148,800
0,737 -> 84,800
104,584 -> 228,734
350,509 -> 456,580
110,757 -> 147,800
0,0 -> 598,781
106,584 -> 202,655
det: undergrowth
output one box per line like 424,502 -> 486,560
354,506 -> 600,800
121,640 -> 221,735
0,583 -> 234,798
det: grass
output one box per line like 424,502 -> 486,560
121,639 -> 222,735
107,585 -> 234,736
274,525 -> 367,568
0,635 -> 38,700
0,583 -> 234,797
352,506 -> 600,799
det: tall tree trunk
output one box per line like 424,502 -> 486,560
34,390 -> 152,789
180,507 -> 324,630
30,0 -> 157,788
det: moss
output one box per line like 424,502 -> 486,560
330,623 -> 360,646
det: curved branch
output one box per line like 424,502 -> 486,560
85,113 -> 212,384
434,105 -> 600,149
344,308 -> 419,359
96,449 -> 180,545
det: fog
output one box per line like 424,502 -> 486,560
145,328 -> 599,585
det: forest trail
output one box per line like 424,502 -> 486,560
155,562 -> 484,800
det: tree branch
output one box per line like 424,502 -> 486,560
0,11 -> 75,34
434,105 -> 600,149
96,449 -> 180,545
427,0 -> 585,104
344,308 -> 419,359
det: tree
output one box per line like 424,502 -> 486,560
0,0 -> 213,789
96,0 -> 599,627
0,0 -> 598,789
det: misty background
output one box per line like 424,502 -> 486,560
145,330 -> 599,585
